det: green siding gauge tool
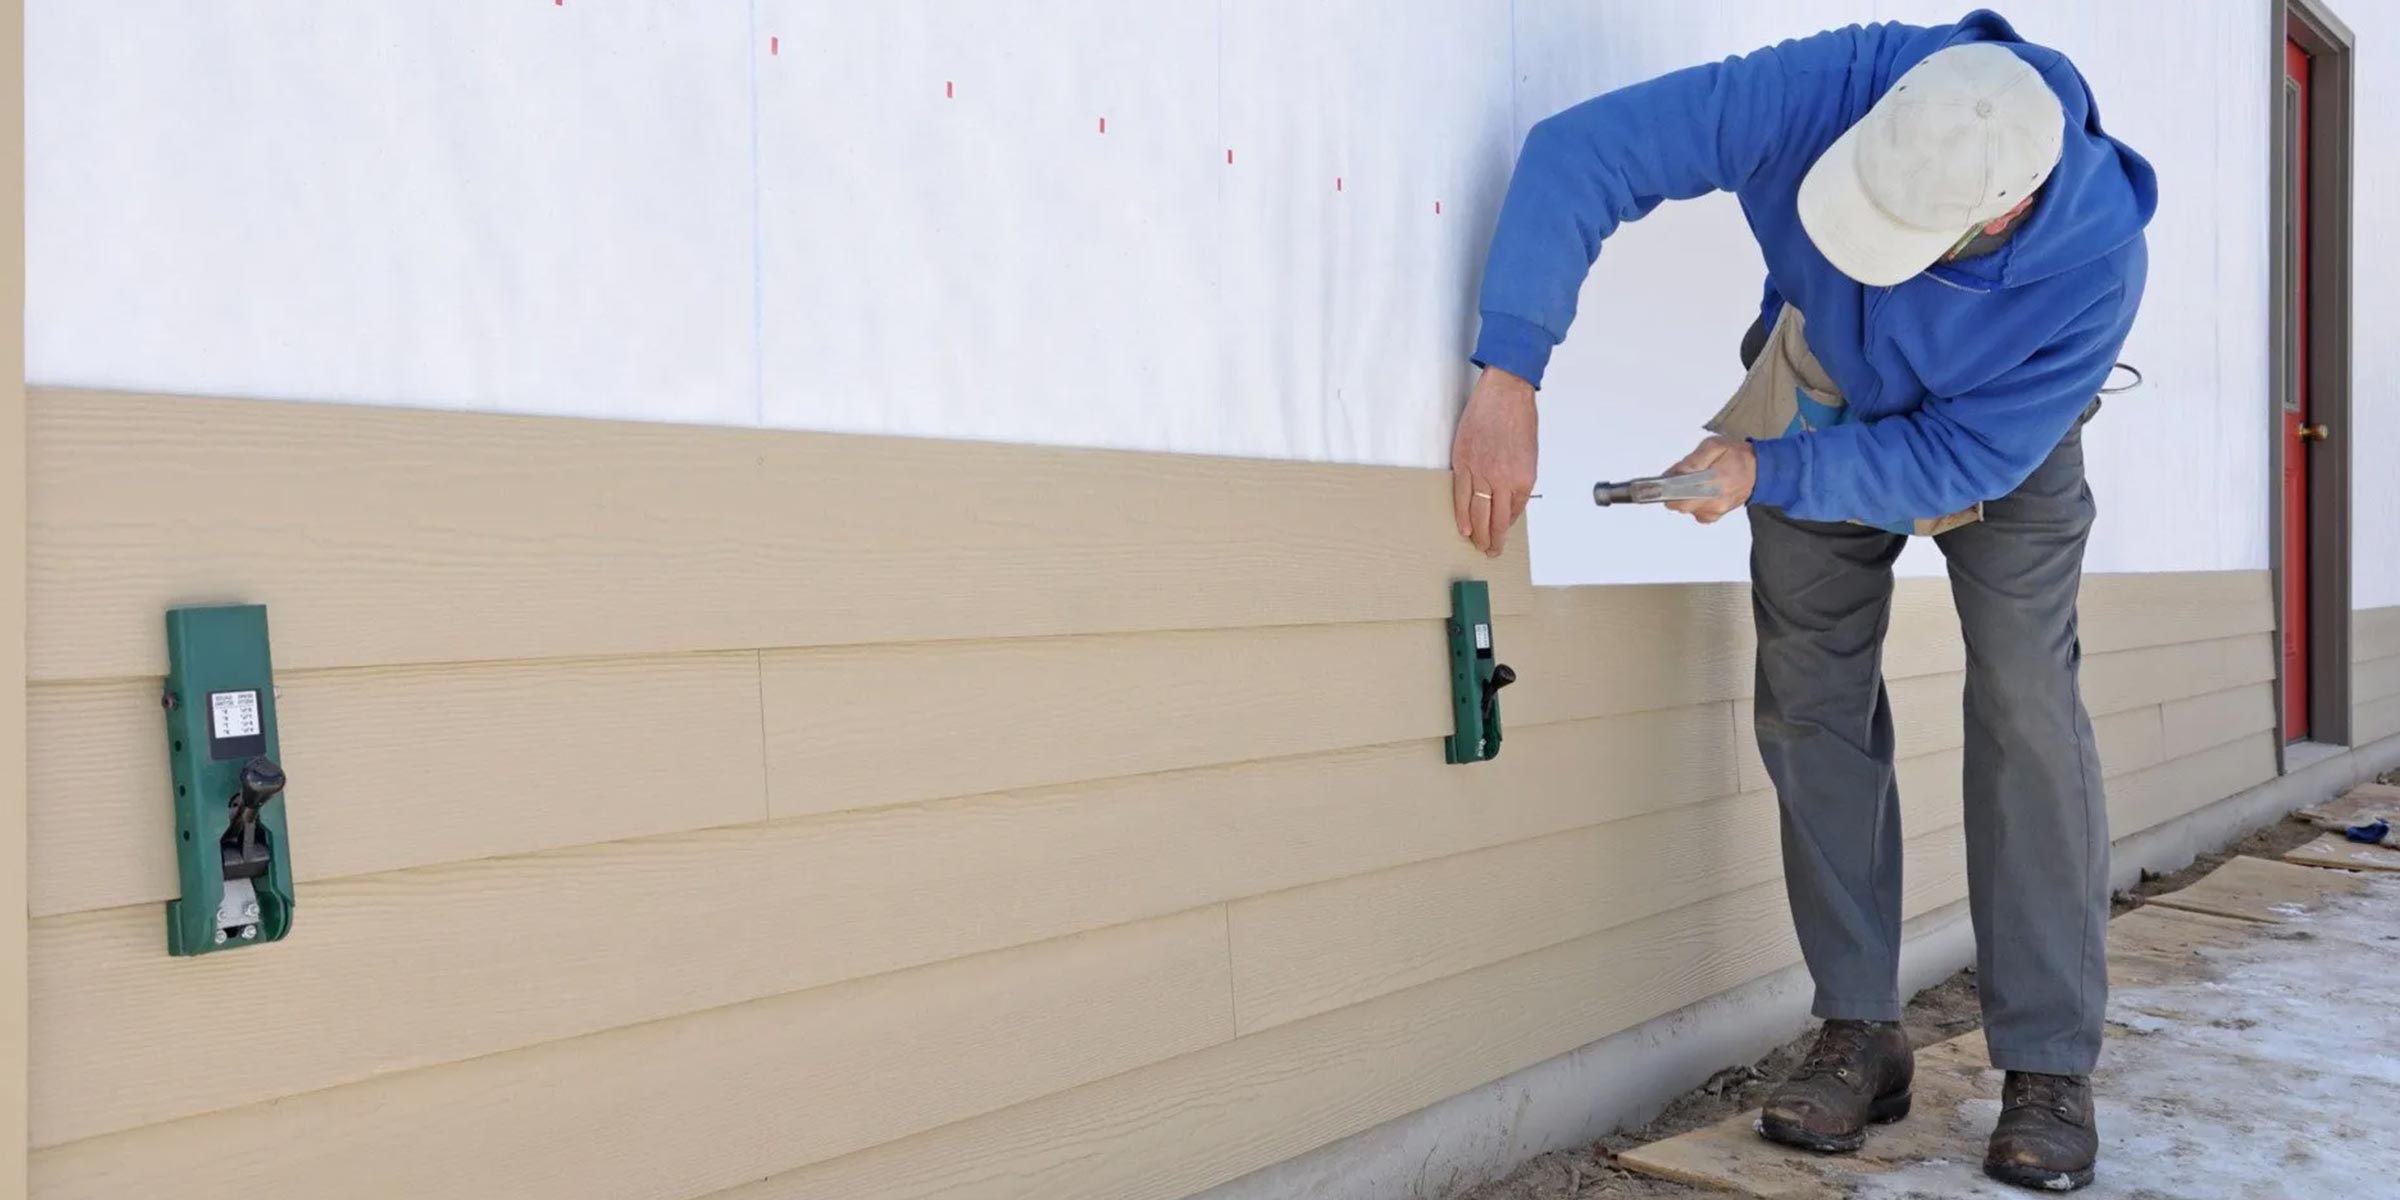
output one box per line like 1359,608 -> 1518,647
161,604 -> 295,956
1444,580 -> 1515,765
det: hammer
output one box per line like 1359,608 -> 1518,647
1591,471 -> 1721,506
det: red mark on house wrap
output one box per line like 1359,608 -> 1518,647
946,81 -> 955,99
1098,117 -> 1106,133
770,36 -> 779,55
1226,148 -> 1235,164
1434,201 -> 1443,214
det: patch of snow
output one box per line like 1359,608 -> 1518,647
1852,875 -> 2400,1199
2103,1010 -> 2169,1036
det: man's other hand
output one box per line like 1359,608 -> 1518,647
1451,367 -> 1539,557
1663,436 -> 1756,524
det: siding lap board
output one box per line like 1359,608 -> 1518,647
32,908 -> 1235,1200
1229,778 -> 1961,1035
2353,607 -> 2400,745
708,830 -> 1977,1200
2356,654 -> 2400,705
2355,607 -> 2400,664
30,654 -> 770,918
27,388 -> 1530,682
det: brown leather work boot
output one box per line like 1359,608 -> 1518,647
1756,1019 -> 1914,1153
1984,1071 -> 2098,1191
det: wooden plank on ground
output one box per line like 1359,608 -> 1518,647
1615,1033 -> 1997,1196
1620,900 -> 2285,1197
2106,905 -> 2262,990
2283,833 -> 2400,873
28,388 -> 1529,682
2143,854 -> 2371,924
2297,783 -> 2400,826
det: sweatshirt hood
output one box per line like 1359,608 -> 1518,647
1902,10 -> 2157,289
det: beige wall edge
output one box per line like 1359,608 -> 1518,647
4,0 -> 29,1194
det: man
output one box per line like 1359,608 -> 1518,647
1450,9 -> 2152,1193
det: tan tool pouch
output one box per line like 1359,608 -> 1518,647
1705,305 -> 1981,537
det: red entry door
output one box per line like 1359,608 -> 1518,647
2281,39 -> 2314,740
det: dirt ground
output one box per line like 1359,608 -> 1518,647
1455,786 -> 2365,1200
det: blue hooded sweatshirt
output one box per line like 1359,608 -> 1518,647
1471,9 -> 2156,528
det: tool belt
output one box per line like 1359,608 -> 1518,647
1703,304 -> 1983,538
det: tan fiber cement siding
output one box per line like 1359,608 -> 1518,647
25,390 -> 2276,1199
2355,607 -> 2400,745
24,389 -> 1531,682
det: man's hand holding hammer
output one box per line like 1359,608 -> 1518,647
1658,435 -> 1756,524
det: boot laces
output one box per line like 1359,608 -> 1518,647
2006,1072 -> 2082,1119
1797,1021 -> 1875,1080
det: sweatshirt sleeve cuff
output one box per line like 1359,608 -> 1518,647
1748,435 -> 1803,511
1470,312 -> 1556,389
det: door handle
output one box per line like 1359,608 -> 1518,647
2297,423 -> 2330,442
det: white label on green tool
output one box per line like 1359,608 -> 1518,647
211,690 -> 262,740
1474,623 -> 1491,650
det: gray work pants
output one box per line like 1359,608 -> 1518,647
1746,412 -> 2109,1075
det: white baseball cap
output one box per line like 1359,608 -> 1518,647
1798,43 -> 2066,286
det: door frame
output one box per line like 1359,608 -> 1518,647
2269,0 -> 2355,757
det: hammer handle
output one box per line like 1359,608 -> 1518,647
1591,472 -> 1721,506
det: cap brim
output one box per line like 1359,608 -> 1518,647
1797,130 -> 1963,288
